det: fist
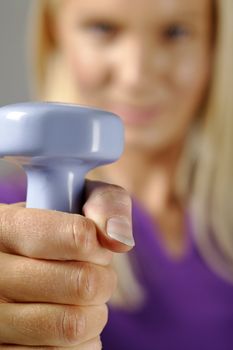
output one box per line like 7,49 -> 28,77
0,181 -> 134,349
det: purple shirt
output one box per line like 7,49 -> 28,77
0,170 -> 233,350
0,161 -> 26,203
102,201 -> 233,350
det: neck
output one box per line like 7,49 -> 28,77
90,142 -> 184,216
89,142 -> 187,258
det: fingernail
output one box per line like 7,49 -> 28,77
106,217 -> 135,247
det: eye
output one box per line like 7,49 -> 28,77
85,21 -> 119,39
163,24 -> 190,41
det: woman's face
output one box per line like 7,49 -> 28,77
55,0 -> 213,152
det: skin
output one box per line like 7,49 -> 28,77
55,0 -> 212,151
0,182 -> 133,348
55,0 -> 213,254
0,0 -> 213,347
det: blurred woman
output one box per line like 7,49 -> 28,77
0,0 -> 233,349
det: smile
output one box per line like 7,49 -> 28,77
109,105 -> 161,126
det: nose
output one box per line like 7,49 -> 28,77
112,37 -> 163,93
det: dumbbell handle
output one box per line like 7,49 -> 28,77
0,102 -> 124,213
25,163 -> 87,212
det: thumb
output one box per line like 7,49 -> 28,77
83,180 -> 135,253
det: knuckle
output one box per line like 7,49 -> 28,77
71,216 -> 96,256
91,336 -> 103,350
109,267 -> 118,294
76,263 -> 98,302
85,184 -> 131,208
100,185 -> 131,205
84,185 -> 132,219
99,304 -> 109,329
0,206 -> 13,239
59,307 -> 86,345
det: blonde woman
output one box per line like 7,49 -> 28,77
1,0 -> 233,349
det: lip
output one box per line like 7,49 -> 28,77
109,105 -> 160,126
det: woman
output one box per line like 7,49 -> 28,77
1,0 -> 233,348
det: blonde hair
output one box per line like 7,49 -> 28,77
28,0 -> 233,306
28,0 -> 79,102
191,0 -> 233,281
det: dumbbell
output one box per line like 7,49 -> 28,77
0,102 -> 124,213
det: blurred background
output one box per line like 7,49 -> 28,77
0,0 -> 29,201
0,0 -> 30,106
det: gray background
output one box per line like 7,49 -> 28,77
0,0 -> 31,106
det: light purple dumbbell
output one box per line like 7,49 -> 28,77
0,102 -> 124,213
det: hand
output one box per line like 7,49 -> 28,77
0,181 -> 134,349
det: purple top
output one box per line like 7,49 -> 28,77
102,201 -> 233,350
0,167 -> 233,350
0,161 -> 26,203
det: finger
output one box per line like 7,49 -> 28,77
10,202 -> 26,208
0,303 -> 107,347
0,205 -> 112,265
0,337 -> 102,349
0,252 -> 117,305
83,180 -> 135,253
0,203 -> 25,208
